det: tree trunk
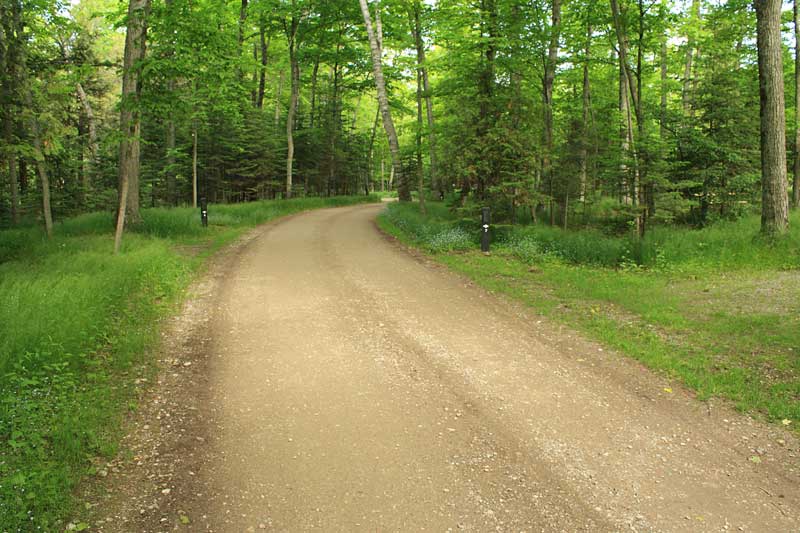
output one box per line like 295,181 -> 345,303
682,0 -> 700,116
24,87 -> 53,238
580,19 -> 592,205
309,56 -> 319,127
1,0 -> 20,225
756,0 -> 790,235
475,0 -> 497,202
76,82 -> 98,206
115,0 -> 150,253
328,55 -> 340,196
5,3 -> 44,232
163,0 -> 177,206
411,0 -> 427,213
367,106 -> 379,194
3,88 -> 19,226
794,0 -> 800,208
14,7 -> 51,236
416,60 -> 426,214
285,13 -> 299,200
359,0 -> 410,201
610,0 -> 641,122
257,19 -> 270,109
619,59 -> 632,205
237,0 -> 248,84
411,0 -> 438,198
274,70 -> 284,129
166,109 -> 176,205
611,0 -> 642,236
660,1 -> 668,140
192,121 -> 198,208
543,0 -> 561,224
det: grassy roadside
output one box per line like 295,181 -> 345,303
0,195 -> 378,531
378,201 -> 800,429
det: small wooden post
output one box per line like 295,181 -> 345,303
481,207 -> 491,252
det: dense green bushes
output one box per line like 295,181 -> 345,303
380,201 -> 800,271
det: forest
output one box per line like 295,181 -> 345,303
0,0 -> 797,240
2,1 -> 800,530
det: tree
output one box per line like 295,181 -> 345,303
409,0 -> 437,198
794,0 -> 800,209
115,0 -> 151,254
755,0 -> 789,235
543,0 -> 562,224
284,1 -> 300,199
0,0 -> 22,226
359,0 -> 410,202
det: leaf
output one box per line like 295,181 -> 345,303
663,388 -> 672,393
782,419 -> 792,426
75,523 -> 89,531
179,514 -> 190,525
749,456 -> 762,464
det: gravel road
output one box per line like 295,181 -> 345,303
95,203 -> 799,532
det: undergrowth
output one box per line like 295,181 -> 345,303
0,195 -> 378,531
381,202 -> 800,272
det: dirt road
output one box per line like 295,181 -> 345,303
99,203 -> 799,532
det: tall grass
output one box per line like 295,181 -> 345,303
0,195 -> 377,530
381,202 -> 800,271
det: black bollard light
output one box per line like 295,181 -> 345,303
481,206 -> 491,252
200,197 -> 208,227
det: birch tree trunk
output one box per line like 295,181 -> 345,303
411,0 -> 427,213
367,106 -> 379,194
755,0 -> 789,235
115,0 -> 150,254
580,20 -> 592,205
257,19 -> 270,109
359,0 -> 410,201
285,11 -> 300,199
415,64 -> 426,214
543,0 -> 561,225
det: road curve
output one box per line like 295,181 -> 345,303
105,203 -> 800,532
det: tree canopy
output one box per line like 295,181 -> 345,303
0,0 -> 796,237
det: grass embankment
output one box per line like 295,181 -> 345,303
0,195 -> 378,531
379,202 -> 800,427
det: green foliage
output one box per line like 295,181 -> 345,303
0,195 -> 377,531
0,233 -> 188,530
382,201 -> 800,271
380,201 -> 476,252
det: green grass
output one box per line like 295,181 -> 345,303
0,195 -> 378,531
379,201 -> 800,428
